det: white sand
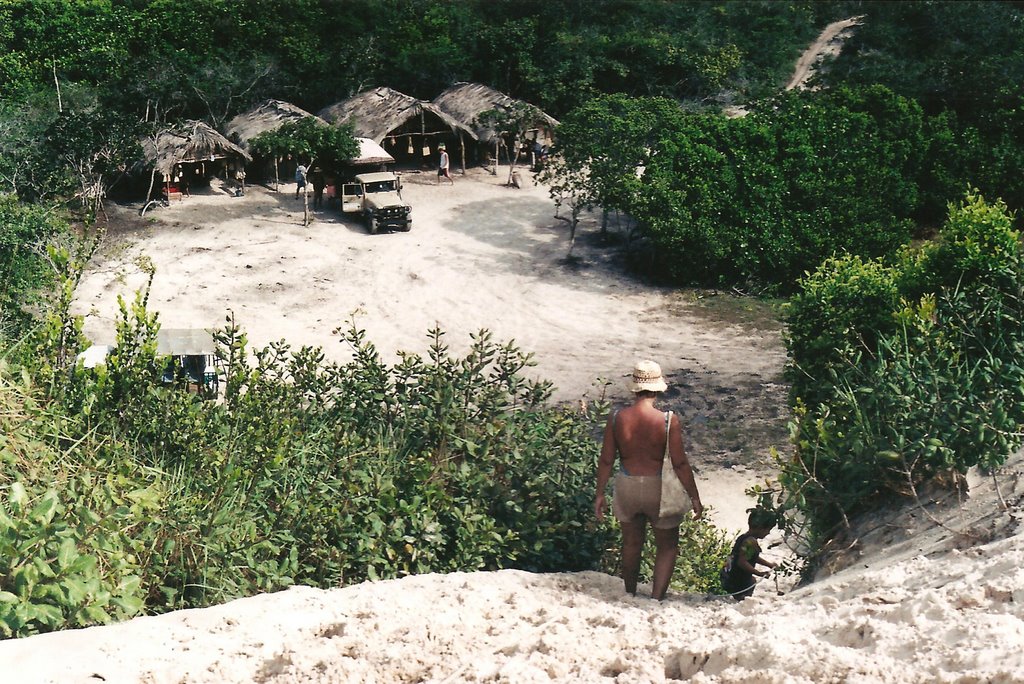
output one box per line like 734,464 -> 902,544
2,450 -> 1021,683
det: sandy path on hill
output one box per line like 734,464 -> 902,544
786,15 -> 863,90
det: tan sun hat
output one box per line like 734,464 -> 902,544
627,360 -> 668,393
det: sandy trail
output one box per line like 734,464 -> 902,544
786,16 -> 864,91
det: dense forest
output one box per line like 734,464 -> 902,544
1,0 -> 1023,637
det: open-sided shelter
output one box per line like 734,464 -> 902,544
140,120 -> 251,201
432,82 -> 559,166
318,87 -> 477,170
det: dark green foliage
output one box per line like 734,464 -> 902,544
548,86 -> 922,289
0,0 -> 837,121
249,118 -> 359,171
778,191 -> 1024,534
820,2 -> 1024,221
0,195 -> 64,337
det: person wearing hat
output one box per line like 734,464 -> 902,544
437,143 -> 453,185
595,360 -> 704,600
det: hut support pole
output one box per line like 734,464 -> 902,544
460,133 -> 465,174
274,156 -> 280,192
144,168 -> 157,206
420,110 -> 426,169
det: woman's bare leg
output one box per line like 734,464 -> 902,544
651,525 -> 680,600
620,519 -> 646,595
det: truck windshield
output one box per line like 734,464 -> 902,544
364,181 -> 395,193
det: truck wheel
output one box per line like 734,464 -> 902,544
399,222 -> 411,232
367,217 -> 378,235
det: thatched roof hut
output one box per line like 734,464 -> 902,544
141,120 -> 251,177
222,99 -> 395,183
224,99 -> 324,152
226,99 -> 394,164
318,87 -> 477,165
432,82 -> 558,143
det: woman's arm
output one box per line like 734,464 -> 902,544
595,414 -> 617,520
668,413 -> 704,518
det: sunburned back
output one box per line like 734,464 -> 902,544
614,404 -> 667,476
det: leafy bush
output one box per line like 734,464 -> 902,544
547,86 -> 924,290
0,195 -> 65,337
0,372 -> 148,637
18,275 -> 629,616
777,191 -> 1024,535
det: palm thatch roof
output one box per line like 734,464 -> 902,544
223,99 -> 394,166
224,99 -> 325,151
432,82 -> 559,143
318,87 -> 478,143
141,120 -> 251,176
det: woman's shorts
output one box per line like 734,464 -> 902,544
612,472 -> 684,529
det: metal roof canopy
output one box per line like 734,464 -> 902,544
157,328 -> 216,356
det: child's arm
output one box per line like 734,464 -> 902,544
755,555 -> 776,573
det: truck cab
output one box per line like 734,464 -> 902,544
340,171 -> 412,234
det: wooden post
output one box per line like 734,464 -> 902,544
459,133 -> 465,174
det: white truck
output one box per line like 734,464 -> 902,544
340,171 -> 412,234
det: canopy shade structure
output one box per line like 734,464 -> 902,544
156,328 -> 216,357
353,137 -> 394,166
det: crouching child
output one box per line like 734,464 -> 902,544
720,508 -> 777,600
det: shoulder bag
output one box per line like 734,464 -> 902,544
658,411 -> 692,519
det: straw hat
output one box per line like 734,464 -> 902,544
627,360 -> 668,393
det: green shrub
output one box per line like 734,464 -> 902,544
29,284 -> 624,613
550,86 -> 923,290
784,254 -> 901,407
778,191 -> 1024,536
0,374 -> 148,637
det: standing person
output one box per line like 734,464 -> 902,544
720,509 -> 777,600
294,163 -> 308,199
595,360 -> 704,600
310,167 -> 326,208
437,144 -> 453,185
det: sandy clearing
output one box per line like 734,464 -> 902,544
75,167 -> 789,534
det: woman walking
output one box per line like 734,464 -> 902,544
595,360 -> 704,599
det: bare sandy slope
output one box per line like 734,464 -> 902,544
3,450 -> 1021,683
74,168 -> 788,531
785,16 -> 863,91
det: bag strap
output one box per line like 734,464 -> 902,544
663,411 -> 672,462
